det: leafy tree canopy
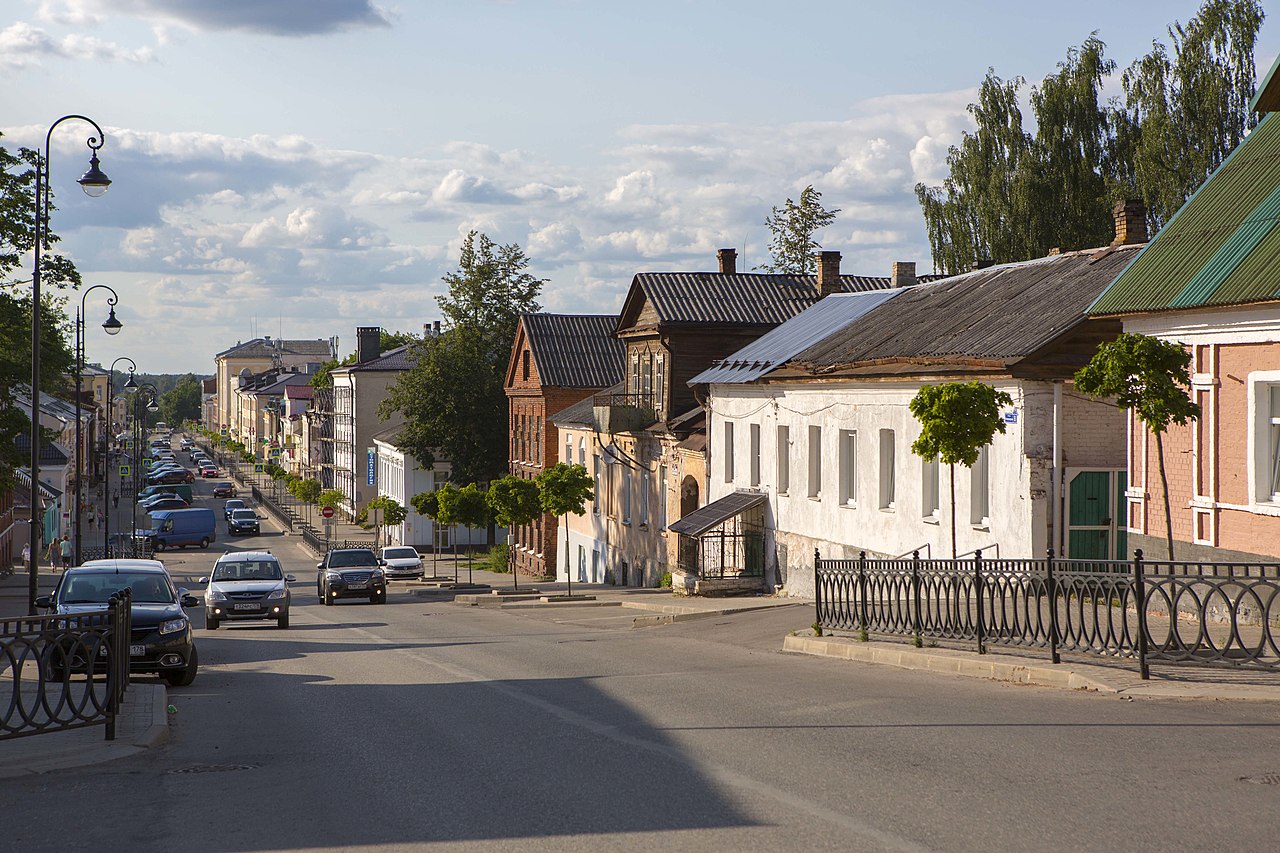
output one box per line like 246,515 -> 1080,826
486,475 -> 541,529
910,382 -> 1014,467
436,230 -> 544,364
158,373 -> 202,427
759,185 -> 840,274
410,489 -> 440,519
366,494 -> 409,528
1074,333 -> 1199,434
535,462 -> 594,518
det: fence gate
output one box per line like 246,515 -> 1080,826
1066,469 -> 1127,560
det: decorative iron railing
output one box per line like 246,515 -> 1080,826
251,484 -> 294,531
814,550 -> 1280,676
1,589 -> 131,741
81,537 -> 154,562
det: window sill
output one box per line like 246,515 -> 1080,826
807,495 -> 821,502
970,520 -> 991,532
922,515 -> 940,526
840,501 -> 858,510
879,505 -> 896,513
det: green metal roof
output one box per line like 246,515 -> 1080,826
1089,111 -> 1280,316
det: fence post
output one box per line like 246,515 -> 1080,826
858,550 -> 869,641
1046,548 -> 1060,664
974,548 -> 986,655
911,550 -> 922,647
1132,548 -> 1149,680
813,548 -> 822,635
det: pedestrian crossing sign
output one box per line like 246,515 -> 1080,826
254,463 -> 265,473
119,464 -> 131,477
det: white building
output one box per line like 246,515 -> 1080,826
372,430 -> 496,551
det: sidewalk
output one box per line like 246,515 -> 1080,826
0,683 -> 169,779
784,632 -> 1280,701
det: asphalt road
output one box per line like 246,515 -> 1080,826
4,448 -> 1280,851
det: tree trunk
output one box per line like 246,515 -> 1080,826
1154,430 -> 1176,560
949,462 -> 958,559
564,514 -> 571,597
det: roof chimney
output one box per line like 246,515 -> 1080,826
972,257 -> 995,269
1112,198 -> 1148,246
816,250 -> 842,297
717,248 -> 737,275
356,326 -> 381,364
891,261 -> 917,288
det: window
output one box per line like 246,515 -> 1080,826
808,426 -> 822,498
970,445 -> 990,526
630,352 -> 641,397
640,469 -> 650,526
922,455 -> 940,520
724,421 -> 735,483
655,353 -> 665,416
565,433 -> 572,464
578,437 -> 585,466
749,423 -> 761,487
622,467 -> 632,524
657,465 -> 667,529
522,350 -> 530,381
879,429 -> 896,510
777,425 -> 790,493
1271,386 -> 1280,501
838,429 -> 857,506
593,455 -> 601,515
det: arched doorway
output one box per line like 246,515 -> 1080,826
680,475 -> 699,518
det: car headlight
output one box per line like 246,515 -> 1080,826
327,573 -> 343,582
267,588 -> 286,600
208,589 -> 228,602
160,617 -> 188,635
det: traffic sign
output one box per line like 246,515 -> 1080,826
321,505 -> 335,519
254,463 -> 265,473
119,464 -> 131,477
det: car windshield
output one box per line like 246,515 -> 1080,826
212,560 -> 283,582
60,572 -> 174,604
383,548 -> 418,560
225,501 -> 244,509
328,550 -> 377,568
231,510 -> 256,520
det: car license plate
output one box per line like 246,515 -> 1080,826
347,582 -> 368,590
234,602 -> 259,610
130,644 -> 145,657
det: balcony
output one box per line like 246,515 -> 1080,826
593,392 -> 658,434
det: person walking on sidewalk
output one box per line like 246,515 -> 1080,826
45,537 -> 60,571
59,534 -> 73,569
112,491 -> 120,510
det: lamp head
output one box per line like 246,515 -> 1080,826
101,305 -> 123,336
122,374 -> 138,394
78,151 -> 111,198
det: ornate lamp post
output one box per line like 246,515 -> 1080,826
74,285 -> 123,564
28,114 -> 112,614
103,356 -> 136,556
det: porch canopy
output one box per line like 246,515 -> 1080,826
672,491 -> 767,581
670,491 -> 766,537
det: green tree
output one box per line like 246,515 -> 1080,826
486,475 -> 542,586
535,463 -> 594,596
451,483 -> 491,578
365,495 -> 408,546
910,382 -> 1013,558
436,231 -> 545,364
158,374 -> 202,427
411,488 -> 443,576
434,483 -> 462,578
1074,333 -> 1200,559
290,478 -> 322,504
916,3 -> 1264,274
317,488 -> 346,511
759,185 -> 840,274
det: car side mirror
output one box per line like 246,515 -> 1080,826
379,559 -> 387,566
181,594 -> 200,608
198,576 -> 210,584
34,595 -> 53,609
285,574 -> 297,583
316,562 -> 325,571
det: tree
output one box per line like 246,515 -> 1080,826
535,463 -> 594,597
910,382 -> 1013,558
486,475 -> 542,587
317,488 -> 345,510
1074,333 -> 1199,559
916,3 -> 1264,274
759,185 -> 839,274
436,231 -> 545,364
450,483 -> 491,580
411,489 -> 443,576
433,483 -> 462,580
365,495 -> 408,547
158,374 -> 202,427
289,478 -> 322,504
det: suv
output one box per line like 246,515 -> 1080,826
35,564 -> 200,686
200,551 -> 294,629
316,549 -> 387,605
227,508 -> 260,536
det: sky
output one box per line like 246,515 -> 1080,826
3,0 -> 1277,374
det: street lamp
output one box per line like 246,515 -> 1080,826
28,114 -> 112,615
74,285 -> 124,564
103,356 -> 135,557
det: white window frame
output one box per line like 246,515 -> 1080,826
922,455 -> 940,522
640,469 -> 650,526
808,425 -> 822,498
749,423 -> 761,487
593,454 -> 601,515
838,429 -> 857,507
970,445 -> 991,527
776,425 -> 790,494
724,420 -> 735,483
1248,372 -> 1280,506
879,429 -> 895,510
657,465 -> 667,530
622,466 -> 633,524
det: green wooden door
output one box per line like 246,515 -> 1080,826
1068,471 -> 1112,560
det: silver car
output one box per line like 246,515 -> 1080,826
200,551 -> 294,629
379,546 -> 424,580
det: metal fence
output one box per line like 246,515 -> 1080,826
299,524 -> 375,556
251,484 -> 295,531
1,589 -> 132,741
814,549 -> 1280,677
80,539 -> 154,562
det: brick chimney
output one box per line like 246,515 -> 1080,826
816,250 -> 842,297
891,261 -> 917,288
1112,198 -> 1148,246
717,248 -> 737,275
356,326 -> 381,364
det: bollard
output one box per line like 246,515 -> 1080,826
1133,548 -> 1149,680
974,549 -> 986,655
813,548 -> 822,634
1046,548 -> 1060,664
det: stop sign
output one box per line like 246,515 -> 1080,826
321,506 -> 335,519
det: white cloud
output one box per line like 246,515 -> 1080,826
38,0 -> 392,36
0,21 -> 154,68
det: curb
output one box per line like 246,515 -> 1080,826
625,601 -> 801,626
136,683 -> 171,749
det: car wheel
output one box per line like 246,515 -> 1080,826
200,538 -> 210,548
163,646 -> 198,687
207,615 -> 220,630
153,540 -> 165,553
277,611 -> 289,629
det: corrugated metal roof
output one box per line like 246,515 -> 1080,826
1090,111 -> 1280,316
669,491 -> 766,537
339,344 -> 417,373
215,338 -> 333,360
689,290 -> 904,385
523,313 -> 625,388
548,383 -> 623,427
796,246 -> 1140,370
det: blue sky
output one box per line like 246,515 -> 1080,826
3,0 -> 1277,373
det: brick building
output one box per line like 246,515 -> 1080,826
504,314 -> 625,578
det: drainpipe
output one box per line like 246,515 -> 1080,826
1052,381 -> 1063,555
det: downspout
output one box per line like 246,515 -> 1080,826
1052,381 -> 1064,556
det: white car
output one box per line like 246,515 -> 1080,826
379,546 -> 424,580
200,551 -> 295,630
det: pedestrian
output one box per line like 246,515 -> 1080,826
59,534 -> 73,569
21,542 -> 30,571
45,538 -> 60,571
112,490 -> 120,509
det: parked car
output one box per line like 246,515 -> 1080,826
212,482 -> 237,498
379,546 -> 424,580
142,497 -> 190,513
316,548 -> 387,605
145,508 -> 217,551
179,438 -> 194,449
227,508 -> 260,536
35,564 -> 199,686
139,483 -> 193,503
199,464 -> 218,478
223,499 -> 246,521
147,469 -> 195,486
200,551 -> 294,630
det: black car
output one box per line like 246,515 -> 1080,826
316,548 -> 387,605
147,469 -> 195,485
36,563 -> 200,687
227,508 -> 260,536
